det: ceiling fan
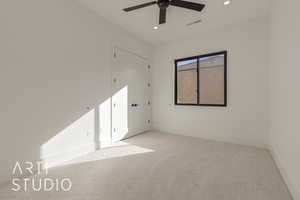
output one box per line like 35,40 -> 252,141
123,0 -> 205,25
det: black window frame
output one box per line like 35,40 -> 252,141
174,51 -> 227,107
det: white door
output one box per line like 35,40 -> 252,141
111,48 -> 151,142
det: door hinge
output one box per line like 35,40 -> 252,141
148,65 -> 151,69
113,52 -> 117,58
148,120 -> 151,124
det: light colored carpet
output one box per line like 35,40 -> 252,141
0,131 -> 292,200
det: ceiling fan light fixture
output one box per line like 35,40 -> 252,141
153,26 -> 159,30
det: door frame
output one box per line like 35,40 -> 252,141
108,46 -> 151,143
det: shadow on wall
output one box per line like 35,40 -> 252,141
40,86 -> 132,168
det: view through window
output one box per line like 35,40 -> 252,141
175,51 -> 227,106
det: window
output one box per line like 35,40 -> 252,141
175,51 -> 227,107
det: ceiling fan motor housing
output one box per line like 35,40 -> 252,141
158,0 -> 170,8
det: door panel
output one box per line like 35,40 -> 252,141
111,48 -> 151,141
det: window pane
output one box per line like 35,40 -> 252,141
199,54 -> 225,105
176,59 -> 198,104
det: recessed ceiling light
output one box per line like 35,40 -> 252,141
153,26 -> 158,30
224,0 -> 231,5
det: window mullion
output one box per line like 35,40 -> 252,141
197,58 -> 200,105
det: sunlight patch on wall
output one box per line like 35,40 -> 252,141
99,97 -> 111,146
40,109 -> 95,168
40,85 -> 133,169
112,86 -> 129,141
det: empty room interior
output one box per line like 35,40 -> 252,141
0,0 -> 299,199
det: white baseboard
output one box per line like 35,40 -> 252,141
270,148 -> 300,200
152,129 -> 268,149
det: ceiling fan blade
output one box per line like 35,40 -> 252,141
159,7 -> 167,24
123,1 -> 157,12
170,0 -> 205,12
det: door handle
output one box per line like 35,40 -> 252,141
131,104 -> 139,107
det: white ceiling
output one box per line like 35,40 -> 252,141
78,0 -> 270,46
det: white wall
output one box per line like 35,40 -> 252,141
152,17 -> 269,148
269,0 -> 300,199
0,0 -> 152,185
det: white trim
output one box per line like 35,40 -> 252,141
270,147 -> 299,200
113,46 -> 148,61
153,129 -> 268,149
99,139 -> 113,148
